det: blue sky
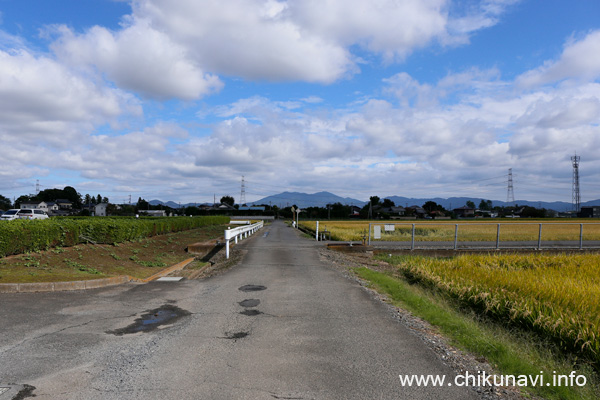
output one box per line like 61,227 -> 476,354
0,0 -> 599,206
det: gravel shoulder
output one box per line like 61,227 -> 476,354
318,247 -> 533,400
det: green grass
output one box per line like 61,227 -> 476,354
354,267 -> 599,400
379,253 -> 600,367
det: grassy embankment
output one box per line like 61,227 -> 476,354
354,252 -> 600,400
0,216 -> 228,282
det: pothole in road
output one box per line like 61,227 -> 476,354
107,304 -> 191,335
238,284 -> 267,292
239,299 -> 260,307
240,309 -> 262,316
223,331 -> 249,340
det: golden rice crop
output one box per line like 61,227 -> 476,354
384,253 -> 600,367
300,220 -> 600,242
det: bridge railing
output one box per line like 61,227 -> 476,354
224,221 -> 264,258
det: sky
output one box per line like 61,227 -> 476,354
0,0 -> 599,205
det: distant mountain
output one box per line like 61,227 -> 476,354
149,200 -> 192,208
384,196 -> 600,212
151,195 -> 600,212
249,191 -> 367,208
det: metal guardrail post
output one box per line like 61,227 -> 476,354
411,224 -> 415,250
224,222 -> 263,259
538,223 -> 542,250
454,224 -> 458,250
496,224 -> 500,250
368,223 -> 372,245
580,223 -> 583,250
225,227 -> 231,259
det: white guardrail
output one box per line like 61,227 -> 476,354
224,221 -> 264,258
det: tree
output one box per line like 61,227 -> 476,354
220,196 -> 235,206
369,196 -> 380,206
381,198 -> 395,208
136,197 -> 149,211
15,195 -> 32,208
63,186 -> 82,207
102,196 -> 109,203
184,206 -> 201,216
479,199 -> 493,211
96,194 -> 102,204
0,194 -> 12,210
84,194 -> 92,205
466,200 -> 476,209
423,201 -> 440,213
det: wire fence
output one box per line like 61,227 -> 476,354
364,222 -> 600,250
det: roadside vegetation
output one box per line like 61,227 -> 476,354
0,215 -> 229,257
0,220 -> 228,283
353,252 -> 600,400
300,219 -> 600,242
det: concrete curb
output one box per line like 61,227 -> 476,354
138,257 -> 196,283
0,257 -> 197,293
0,276 -> 130,293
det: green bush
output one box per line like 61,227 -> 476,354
0,216 -> 229,257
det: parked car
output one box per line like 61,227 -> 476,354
0,209 -> 49,220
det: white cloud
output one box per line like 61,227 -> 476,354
0,48 -> 139,146
288,0 -> 448,62
445,0 -> 520,44
517,30 -> 600,87
46,0 -> 517,97
51,23 -> 223,100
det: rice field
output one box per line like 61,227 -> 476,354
381,252 -> 600,368
300,220 -> 600,242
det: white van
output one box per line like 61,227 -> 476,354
0,209 -> 49,220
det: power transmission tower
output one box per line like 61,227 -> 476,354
572,153 -> 581,213
240,175 -> 246,206
506,168 -> 515,204
35,179 -> 40,194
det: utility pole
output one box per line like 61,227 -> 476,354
240,175 -> 246,206
572,153 -> 581,213
506,168 -> 515,205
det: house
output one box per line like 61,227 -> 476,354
20,201 -> 47,210
406,205 -> 426,218
214,203 -> 237,211
55,199 -> 73,209
453,206 -> 475,218
579,206 -> 600,218
349,205 -> 361,217
429,210 -> 448,219
46,202 -> 60,212
390,206 -> 406,216
144,210 -> 166,217
238,206 -> 265,211
19,200 -> 62,215
95,203 -> 108,217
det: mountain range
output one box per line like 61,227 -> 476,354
150,192 -> 600,212
249,192 -> 600,212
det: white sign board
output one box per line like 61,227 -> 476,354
374,225 -> 381,239
384,224 -> 395,232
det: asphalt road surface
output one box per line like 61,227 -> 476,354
0,220 -> 480,399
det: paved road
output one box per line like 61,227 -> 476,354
0,220 -> 479,399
